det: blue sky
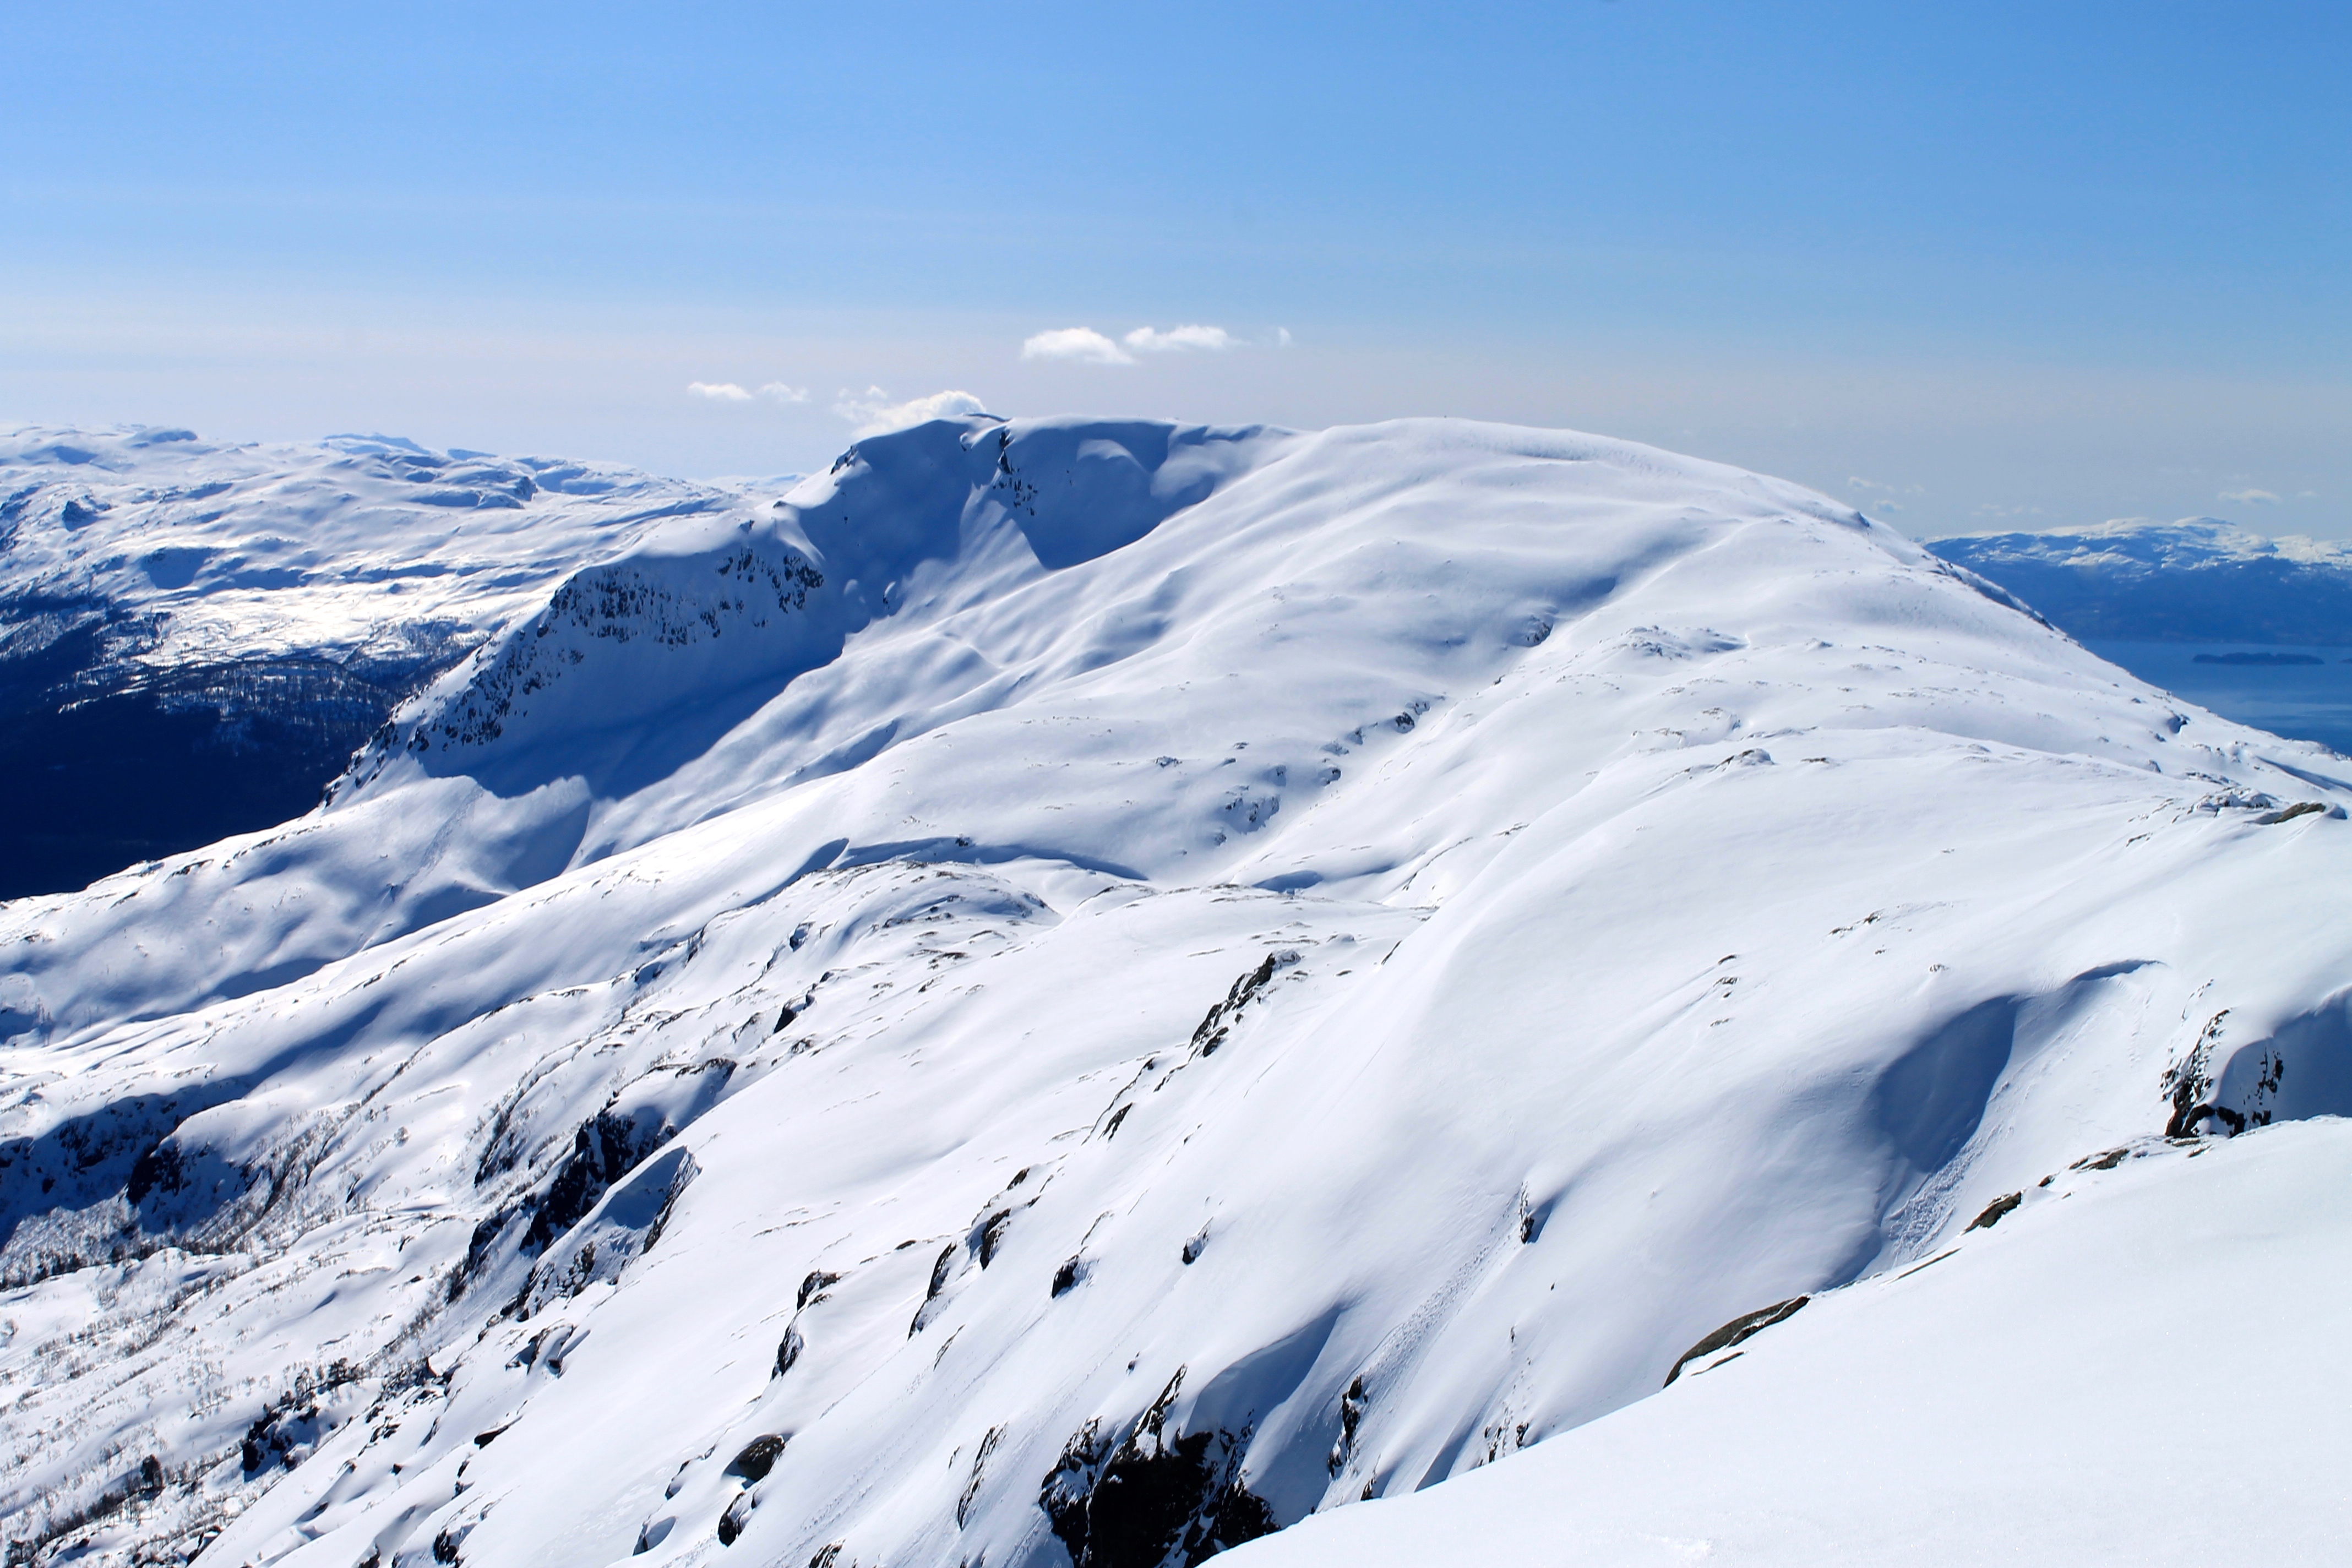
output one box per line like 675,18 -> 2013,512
4,1 -> 2345,537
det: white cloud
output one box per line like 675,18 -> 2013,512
689,380 -> 810,404
1276,327 -> 1294,348
1022,328 -> 1135,365
2220,488 -> 2281,505
1020,323 -> 1246,363
1123,324 -> 1234,354
832,386 -> 990,438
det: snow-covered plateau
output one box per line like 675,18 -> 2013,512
0,428 -> 758,899
4,415 -> 2349,1568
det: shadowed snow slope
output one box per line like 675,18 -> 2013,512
3,417 -> 2349,1568
1224,1117 -> 2352,1568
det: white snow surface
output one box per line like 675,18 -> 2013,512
4,415 -> 2350,1568
1227,1116 -> 2352,1567
0,424 -> 747,684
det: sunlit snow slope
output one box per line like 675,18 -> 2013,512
4,416 -> 2349,1568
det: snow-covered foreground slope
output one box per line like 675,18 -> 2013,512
0,426 -> 759,897
1225,1116 -> 2352,1568
4,416 -> 2350,1568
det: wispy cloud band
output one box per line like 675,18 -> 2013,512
687,381 -> 810,403
1020,323 -> 1257,364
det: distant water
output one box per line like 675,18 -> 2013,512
2087,640 -> 2352,756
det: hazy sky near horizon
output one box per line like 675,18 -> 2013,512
4,2 -> 2346,539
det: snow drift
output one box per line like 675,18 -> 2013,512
3,416 -> 2349,1568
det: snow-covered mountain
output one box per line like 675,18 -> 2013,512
0,427 -> 763,899
5,416 -> 2350,1568
1929,517 -> 2352,644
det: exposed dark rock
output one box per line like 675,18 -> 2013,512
237,1367 -> 361,1473
927,1244 -> 957,1298
1663,1295 -> 1809,1386
1040,1368 -> 1278,1568
1326,1377 -> 1368,1476
1053,1256 -> 1086,1297
2163,1015 -> 2229,1138
957,1425 -> 1003,1527
979,1210 -> 1015,1267
2255,801 -> 2328,825
774,1325 -> 804,1378
912,1242 -> 960,1336
1964,1192 -> 2023,1232
522,1107 -> 682,1256
452,1208 -> 521,1300
515,1146 -> 698,1316
1189,954 -> 1289,1059
729,1435 -> 786,1482
798,1269 -> 840,1308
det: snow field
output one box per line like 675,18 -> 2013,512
3,416 -> 2349,1567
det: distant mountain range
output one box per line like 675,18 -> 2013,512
1928,519 -> 2352,644
0,427 -> 771,898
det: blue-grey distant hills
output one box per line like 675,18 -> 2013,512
1928,519 -> 2352,645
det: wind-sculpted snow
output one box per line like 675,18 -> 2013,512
3,417 -> 2351,1568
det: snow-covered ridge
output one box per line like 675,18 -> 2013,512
1929,517 -> 2352,644
333,417 -> 1287,804
4,417 -> 2350,1568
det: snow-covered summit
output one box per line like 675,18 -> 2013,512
4,417 -> 2350,1568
